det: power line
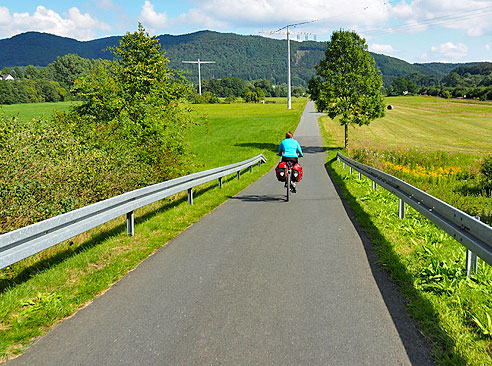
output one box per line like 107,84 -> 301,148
262,20 -> 318,109
360,6 -> 492,35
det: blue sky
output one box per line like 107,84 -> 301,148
1,0 -> 492,64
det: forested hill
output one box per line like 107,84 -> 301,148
0,30 -> 483,86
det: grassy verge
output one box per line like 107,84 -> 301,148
0,98 -> 307,362
319,98 -> 492,365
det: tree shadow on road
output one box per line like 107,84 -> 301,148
324,155 -> 465,365
228,194 -> 286,203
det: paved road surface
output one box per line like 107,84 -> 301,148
9,101 -> 433,365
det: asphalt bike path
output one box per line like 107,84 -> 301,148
9,101 -> 433,365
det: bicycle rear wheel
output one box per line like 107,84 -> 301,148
286,169 -> 291,202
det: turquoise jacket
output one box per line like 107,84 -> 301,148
278,138 -> 303,158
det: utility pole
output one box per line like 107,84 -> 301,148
182,59 -> 215,95
268,20 -> 317,109
287,26 -> 292,109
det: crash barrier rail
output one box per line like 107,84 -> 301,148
337,152 -> 492,276
0,154 -> 267,269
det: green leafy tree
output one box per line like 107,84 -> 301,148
71,23 -> 194,180
45,54 -> 96,90
390,77 -> 417,95
23,65 -> 39,79
255,87 -> 265,100
313,30 -> 385,148
13,67 -> 23,79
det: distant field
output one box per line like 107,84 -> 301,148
321,96 -> 492,155
0,101 -> 77,122
190,98 -> 302,168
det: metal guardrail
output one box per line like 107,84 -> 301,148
337,152 -> 492,272
0,154 -> 266,269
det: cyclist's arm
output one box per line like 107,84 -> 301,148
278,142 -> 284,156
297,142 -> 303,157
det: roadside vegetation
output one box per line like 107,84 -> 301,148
0,95 -> 306,361
320,95 -> 492,365
0,23 -> 306,361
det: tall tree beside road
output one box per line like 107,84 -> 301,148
311,30 -> 385,148
70,23 -> 194,180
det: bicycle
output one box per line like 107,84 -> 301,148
284,161 -> 297,202
276,159 -> 302,202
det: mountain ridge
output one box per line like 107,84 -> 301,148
0,30 -> 485,86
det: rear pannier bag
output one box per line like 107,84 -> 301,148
291,163 -> 303,182
275,161 -> 287,182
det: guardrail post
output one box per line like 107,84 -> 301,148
250,165 -> 253,173
349,166 -> 353,174
467,250 -> 478,277
237,171 -> 241,180
187,188 -> 193,205
338,157 -> 340,164
466,216 -> 480,276
126,211 -> 134,237
218,177 -> 223,189
399,199 -> 405,219
372,181 -> 377,191
343,162 -> 346,170
358,172 -> 362,180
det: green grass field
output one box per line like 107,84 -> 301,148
0,98 -> 306,362
190,99 -> 301,168
0,102 -> 77,122
322,96 -> 492,155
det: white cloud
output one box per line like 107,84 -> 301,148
390,0 -> 492,36
369,43 -> 399,54
430,42 -> 468,60
139,0 -> 168,29
139,0 -> 391,35
486,44 -> 491,51
94,0 -> 116,11
0,6 -> 109,40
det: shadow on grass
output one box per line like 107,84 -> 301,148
234,142 -> 278,153
324,155 -> 466,365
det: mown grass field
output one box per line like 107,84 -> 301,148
320,95 -> 492,365
0,98 -> 306,362
326,96 -> 492,155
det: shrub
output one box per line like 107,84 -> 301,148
480,156 -> 492,195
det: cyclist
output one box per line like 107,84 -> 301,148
278,131 -> 303,192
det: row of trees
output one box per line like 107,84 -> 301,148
387,65 -> 492,100
194,77 -> 306,101
0,78 -> 67,104
0,58 -> 306,105
0,54 -> 99,104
